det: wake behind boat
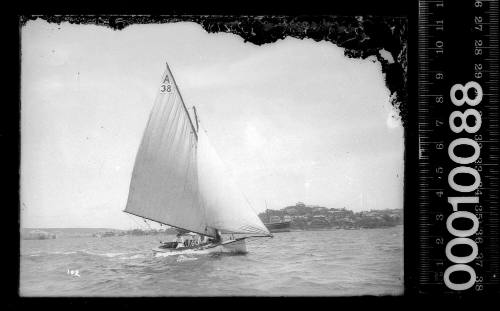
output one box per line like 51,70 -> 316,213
124,63 -> 272,255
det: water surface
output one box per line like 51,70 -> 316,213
20,226 -> 403,296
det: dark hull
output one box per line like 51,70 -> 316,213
264,221 -> 291,232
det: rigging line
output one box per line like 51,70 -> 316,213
192,106 -> 200,131
166,63 -> 198,140
235,182 -> 266,228
182,121 -> 195,193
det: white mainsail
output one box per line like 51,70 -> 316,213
125,63 -> 270,237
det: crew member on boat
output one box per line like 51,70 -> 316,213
175,234 -> 184,248
214,229 -> 222,243
187,233 -> 200,247
194,234 -> 201,245
200,235 -> 206,244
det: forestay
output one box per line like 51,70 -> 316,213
197,127 -> 270,235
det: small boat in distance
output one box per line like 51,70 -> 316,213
262,205 -> 291,233
264,219 -> 291,233
263,212 -> 291,233
124,63 -> 272,254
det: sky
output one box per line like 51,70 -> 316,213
20,20 -> 404,229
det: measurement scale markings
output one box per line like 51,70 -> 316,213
416,0 -> 500,294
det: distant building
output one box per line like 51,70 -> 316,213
284,207 -> 298,215
269,215 -> 282,223
258,202 -> 402,230
329,210 -> 352,220
312,206 -> 327,212
309,215 -> 330,228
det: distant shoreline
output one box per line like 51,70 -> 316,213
21,225 -> 403,240
260,204 -> 403,232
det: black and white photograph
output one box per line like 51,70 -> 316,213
20,14 -> 407,296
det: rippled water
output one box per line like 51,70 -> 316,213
20,226 -> 403,296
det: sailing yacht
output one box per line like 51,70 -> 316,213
124,63 -> 272,254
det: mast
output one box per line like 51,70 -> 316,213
166,63 -> 198,140
192,106 -> 200,131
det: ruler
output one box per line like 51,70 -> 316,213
417,0 -> 499,294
